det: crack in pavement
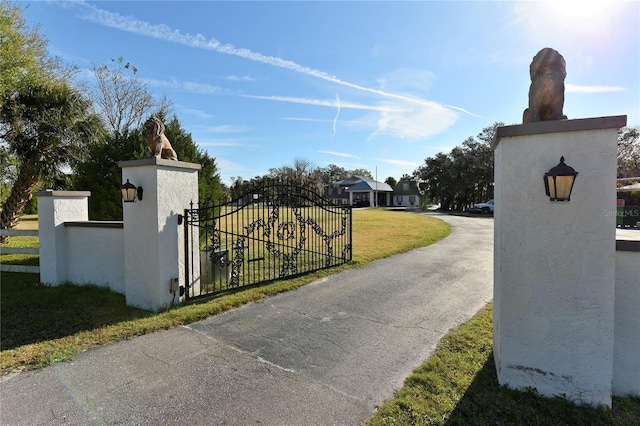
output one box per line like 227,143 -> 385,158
185,325 -> 298,374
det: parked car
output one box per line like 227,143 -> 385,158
467,199 -> 494,215
352,199 -> 371,207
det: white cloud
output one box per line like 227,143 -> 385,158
198,139 -> 252,147
143,77 -> 225,95
214,158 -> 250,185
73,67 -> 95,83
377,68 -> 436,94
279,117 -> 333,123
370,100 -> 459,140
216,158 -> 246,171
179,107 -> 215,119
190,124 -> 252,138
318,151 -> 359,159
376,158 -> 421,167
566,84 -> 627,94
242,95 -> 402,113
257,94 -> 454,140
329,161 -> 372,170
223,75 -> 256,82
207,125 -> 251,133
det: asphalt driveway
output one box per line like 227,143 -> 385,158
0,213 -> 493,426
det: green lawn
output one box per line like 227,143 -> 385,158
0,208 -> 449,371
0,215 -> 39,266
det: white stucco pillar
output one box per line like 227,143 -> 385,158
613,244 -> 640,397
36,190 -> 90,285
120,158 -> 200,311
492,116 -> 626,408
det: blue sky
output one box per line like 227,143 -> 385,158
22,1 -> 640,185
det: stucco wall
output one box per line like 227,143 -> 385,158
37,161 -> 201,312
121,158 -> 200,311
493,116 -> 625,408
65,223 -> 124,293
613,247 -> 640,397
37,191 -> 90,285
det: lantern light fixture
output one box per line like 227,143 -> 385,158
544,156 -> 578,202
121,179 -> 143,203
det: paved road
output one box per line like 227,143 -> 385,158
0,213 -> 494,426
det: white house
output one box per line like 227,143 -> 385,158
392,179 -> 422,207
325,176 -> 393,207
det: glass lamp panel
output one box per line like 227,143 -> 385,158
554,175 -> 574,200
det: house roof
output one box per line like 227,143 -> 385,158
334,175 -> 369,187
392,179 -> 421,196
347,180 -> 393,192
334,175 -> 393,192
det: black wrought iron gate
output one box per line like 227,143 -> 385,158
183,184 -> 352,299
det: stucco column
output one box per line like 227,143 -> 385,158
120,158 -> 201,311
36,190 -> 90,285
492,116 -> 626,408
613,244 -> 640,397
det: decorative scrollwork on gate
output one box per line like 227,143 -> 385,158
184,184 -> 352,298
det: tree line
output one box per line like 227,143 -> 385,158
227,159 -> 374,201
618,127 -> 640,179
413,122 -> 639,211
617,126 -> 640,205
413,123 -> 500,211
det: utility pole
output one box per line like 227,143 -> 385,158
375,166 -> 378,208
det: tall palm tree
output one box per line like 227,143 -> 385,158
0,80 -> 102,241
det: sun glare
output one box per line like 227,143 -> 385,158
543,0 -> 610,20
531,0 -> 630,41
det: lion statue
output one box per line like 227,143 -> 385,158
522,48 -> 568,124
144,117 -> 178,161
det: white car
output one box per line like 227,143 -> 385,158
468,199 -> 494,214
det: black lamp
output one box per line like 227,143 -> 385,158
544,156 -> 578,202
121,179 -> 143,203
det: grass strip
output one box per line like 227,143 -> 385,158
368,304 -> 640,426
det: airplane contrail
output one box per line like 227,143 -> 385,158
333,94 -> 341,138
75,1 -> 476,117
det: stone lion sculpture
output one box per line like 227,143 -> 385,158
522,48 -> 568,124
144,117 -> 178,160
